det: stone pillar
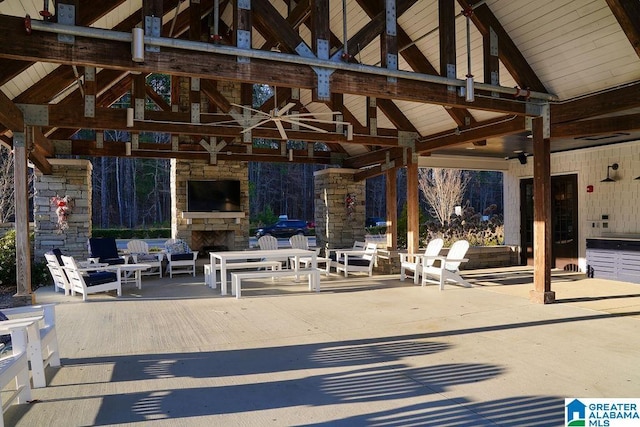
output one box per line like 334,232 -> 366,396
33,159 -> 92,260
314,168 -> 366,252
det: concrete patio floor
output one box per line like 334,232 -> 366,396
3,266 -> 640,426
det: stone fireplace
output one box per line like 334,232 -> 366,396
172,159 -> 250,253
191,230 -> 235,253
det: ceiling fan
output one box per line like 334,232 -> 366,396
231,101 -> 353,141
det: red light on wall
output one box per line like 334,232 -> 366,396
587,185 -> 594,193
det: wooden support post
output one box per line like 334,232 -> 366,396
530,116 -> 555,304
406,155 -> 419,254
13,130 -> 32,298
386,168 -> 397,250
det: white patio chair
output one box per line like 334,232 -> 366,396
421,239 -> 472,290
164,239 -> 198,278
288,234 -> 309,250
399,238 -> 444,285
44,253 -> 69,294
127,239 -> 163,278
1,304 -> 60,388
61,255 -> 122,301
334,242 -> 378,277
258,235 -> 288,267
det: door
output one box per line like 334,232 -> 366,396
520,174 -> 579,270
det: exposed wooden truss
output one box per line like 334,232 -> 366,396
0,1 -> 638,177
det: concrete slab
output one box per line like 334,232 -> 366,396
3,268 -> 639,426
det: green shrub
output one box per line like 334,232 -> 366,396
0,229 -> 50,291
92,228 -> 171,239
396,204 -> 504,248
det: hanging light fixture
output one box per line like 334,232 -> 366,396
601,163 -> 619,182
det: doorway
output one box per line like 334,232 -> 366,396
520,174 -> 579,269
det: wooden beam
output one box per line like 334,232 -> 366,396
357,0 -> 475,129
145,84 -> 172,111
605,0 -> 640,58
0,0 -> 130,86
200,80 -> 233,113
530,116 -> 555,304
0,90 -> 24,131
346,147 -> 404,169
551,82 -> 640,124
552,113 -> 640,138
457,0 -> 547,93
415,115 -> 526,153
0,15 -> 530,115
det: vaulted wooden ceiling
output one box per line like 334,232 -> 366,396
0,0 -> 639,178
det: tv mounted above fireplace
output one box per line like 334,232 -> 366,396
186,180 -> 241,212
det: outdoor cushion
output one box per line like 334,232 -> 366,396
166,240 -> 191,255
52,248 -> 64,265
344,257 -> 370,267
133,253 -> 159,262
85,271 -> 119,286
169,253 -> 194,261
89,238 -> 125,264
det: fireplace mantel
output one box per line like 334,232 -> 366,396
181,212 -> 245,219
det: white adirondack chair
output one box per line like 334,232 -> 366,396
44,253 -> 70,294
399,238 -> 444,284
61,255 -> 122,301
421,239 -> 472,290
127,239 -> 163,278
288,234 -> 309,250
258,235 -> 289,267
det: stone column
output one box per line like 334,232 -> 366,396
33,159 -> 92,260
314,168 -> 366,252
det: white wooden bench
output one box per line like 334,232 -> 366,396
0,324 -> 32,426
205,261 -> 282,289
231,268 -> 320,299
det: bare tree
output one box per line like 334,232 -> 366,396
418,168 -> 470,226
0,146 -> 16,223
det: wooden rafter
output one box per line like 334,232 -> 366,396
457,0 -> 547,93
605,0 -> 640,58
415,115 -> 526,154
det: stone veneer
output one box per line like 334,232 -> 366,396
171,158 -> 250,252
33,159 -> 92,260
314,168 -> 366,253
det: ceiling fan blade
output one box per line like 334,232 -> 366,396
275,119 -> 288,140
285,111 -> 340,118
276,103 -> 296,116
291,117 -> 346,125
241,118 -> 272,133
230,103 -> 268,117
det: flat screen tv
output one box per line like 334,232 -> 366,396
187,180 -> 241,212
